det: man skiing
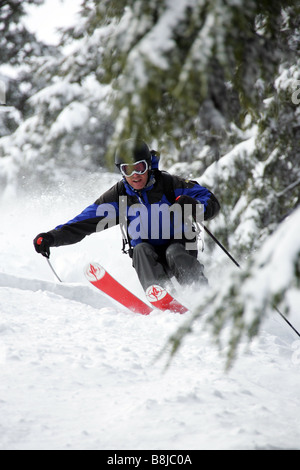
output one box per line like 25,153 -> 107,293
34,139 -> 220,291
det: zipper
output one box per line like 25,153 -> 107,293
136,190 -> 147,205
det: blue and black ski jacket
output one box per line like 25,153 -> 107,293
48,158 -> 220,252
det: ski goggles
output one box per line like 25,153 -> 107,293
119,160 -> 148,177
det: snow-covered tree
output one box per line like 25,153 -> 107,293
0,0 -> 54,131
93,1 -> 299,154
0,0 -> 114,191
167,205 -> 300,368
0,0 -> 47,65
0,0 -> 64,191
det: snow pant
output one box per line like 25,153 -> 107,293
132,241 -> 208,291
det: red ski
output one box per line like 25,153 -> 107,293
146,285 -> 188,314
85,262 -> 152,315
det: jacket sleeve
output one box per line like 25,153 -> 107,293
48,182 -> 121,247
172,175 -> 220,221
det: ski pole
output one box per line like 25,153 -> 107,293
46,257 -> 62,283
203,225 -> 240,268
273,305 -> 300,338
36,236 -> 62,283
203,224 -> 300,338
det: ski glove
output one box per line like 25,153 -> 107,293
176,195 -> 201,221
33,232 -> 54,258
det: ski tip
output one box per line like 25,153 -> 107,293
146,285 -> 188,314
85,262 -> 106,282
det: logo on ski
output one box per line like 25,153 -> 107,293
85,263 -> 188,315
85,261 -> 153,315
85,263 -> 105,282
146,285 -> 167,303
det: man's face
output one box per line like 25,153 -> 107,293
125,171 -> 149,191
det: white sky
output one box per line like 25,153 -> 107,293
24,0 -> 82,45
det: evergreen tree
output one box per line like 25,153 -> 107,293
0,0 -> 55,136
0,0 -> 114,189
0,0 -> 46,65
93,0 -> 299,155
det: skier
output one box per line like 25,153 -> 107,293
33,139 -> 220,291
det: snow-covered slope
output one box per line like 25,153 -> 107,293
1,175 -> 300,450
